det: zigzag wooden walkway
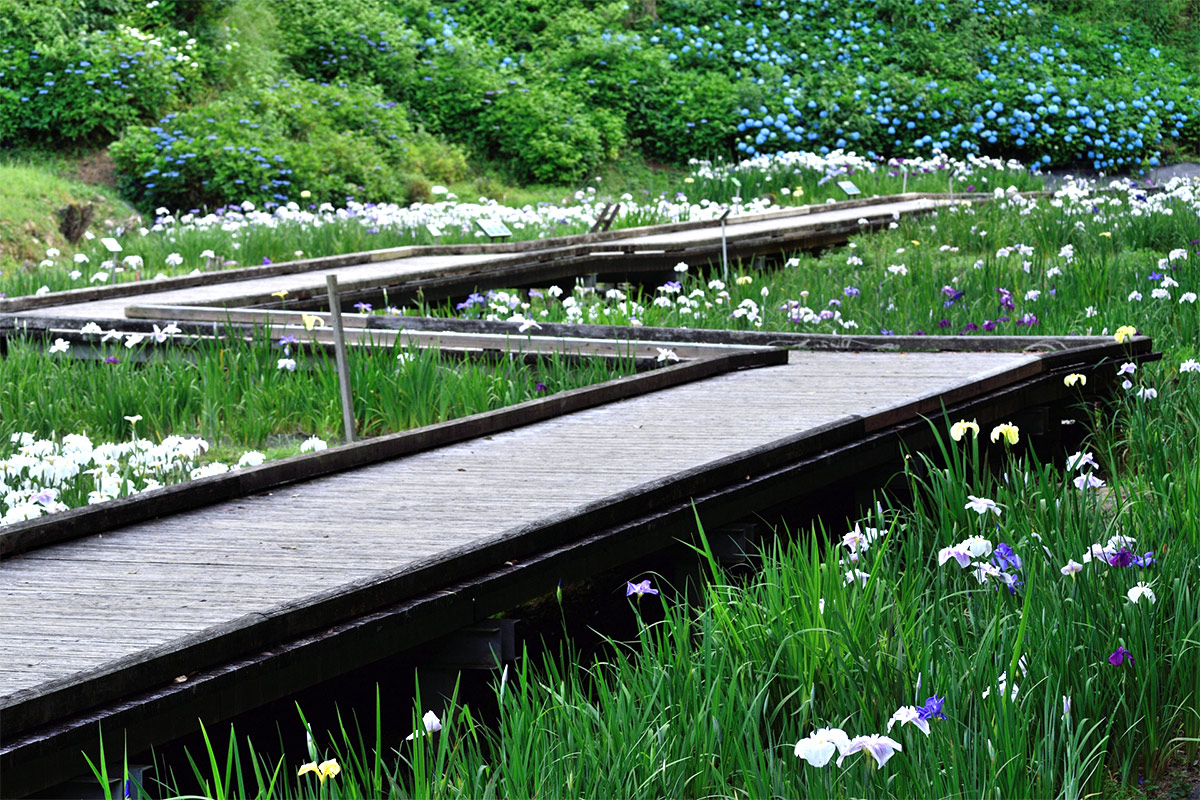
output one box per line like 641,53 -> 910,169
0,329 -> 1156,796
0,195 -> 950,321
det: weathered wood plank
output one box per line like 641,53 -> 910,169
2,350 -> 1114,798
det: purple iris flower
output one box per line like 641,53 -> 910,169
917,695 -> 946,721
534,382 -> 547,393
982,320 -> 997,331
1109,646 -> 1135,666
1132,551 -> 1156,568
913,329 -> 927,335
1148,272 -> 1163,282
279,334 -> 299,346
261,256 -> 273,265
844,286 -> 860,297
456,292 -> 486,311
992,543 -> 1022,571
104,356 -> 120,364
962,322 -> 979,333
937,319 -> 952,328
942,288 -> 966,308
353,302 -> 372,313
626,579 -> 659,597
996,288 -> 1016,310
1108,548 -> 1136,568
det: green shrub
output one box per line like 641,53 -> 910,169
479,86 -> 608,183
269,0 -> 418,91
0,18 -> 201,145
109,78 -> 466,210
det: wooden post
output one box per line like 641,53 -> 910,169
719,207 -> 732,282
325,274 -> 356,443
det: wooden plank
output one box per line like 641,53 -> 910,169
0,344 -> 1142,749
0,193 -> 967,314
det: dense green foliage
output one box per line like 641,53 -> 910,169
108,78 -> 468,210
2,0 -> 1197,210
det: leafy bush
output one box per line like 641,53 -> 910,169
0,18 -> 201,145
14,0 -> 1197,198
269,0 -> 418,91
110,78 -> 467,210
479,86 -> 611,183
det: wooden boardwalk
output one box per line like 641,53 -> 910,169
3,350 -> 1031,697
0,195 -> 949,321
0,331 -> 1156,795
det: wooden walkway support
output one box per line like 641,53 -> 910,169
0,331 -> 1156,796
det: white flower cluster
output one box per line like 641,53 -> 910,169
146,191 -> 778,245
688,148 -> 1029,183
117,24 -> 201,71
1,432 -> 279,526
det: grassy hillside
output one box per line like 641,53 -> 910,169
1,0 -> 1197,216
0,156 -> 140,268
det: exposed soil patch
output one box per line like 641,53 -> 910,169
1111,750 -> 1200,800
68,148 -> 120,189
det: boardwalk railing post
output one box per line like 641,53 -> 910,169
719,207 -> 732,281
325,274 -> 356,443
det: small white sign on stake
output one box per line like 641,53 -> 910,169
100,237 -> 123,253
476,219 -> 513,240
837,180 -> 861,196
426,223 -> 444,238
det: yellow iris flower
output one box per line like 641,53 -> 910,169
272,289 -> 289,299
949,419 -> 980,441
1063,373 -> 1087,387
990,422 -> 1020,445
1113,325 -> 1137,344
298,759 -> 341,783
302,314 -> 326,331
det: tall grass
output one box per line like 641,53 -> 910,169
1,333 -> 635,449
